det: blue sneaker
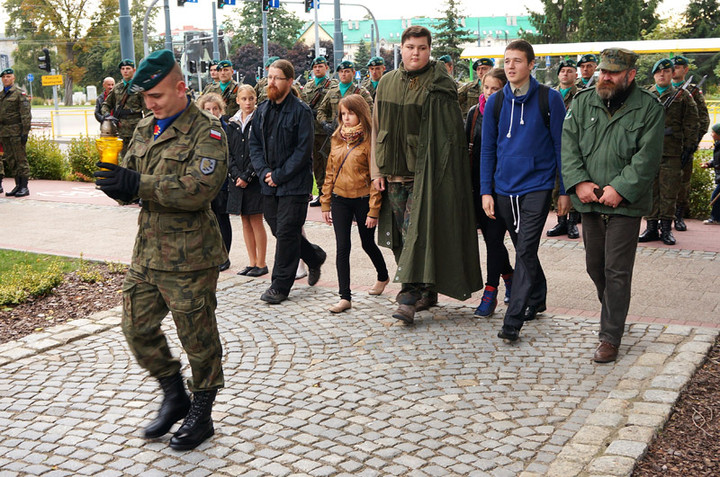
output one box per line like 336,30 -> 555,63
502,273 -> 513,304
474,286 -> 498,317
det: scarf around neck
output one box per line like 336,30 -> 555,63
340,123 -> 364,145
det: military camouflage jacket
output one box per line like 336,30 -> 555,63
0,84 -> 31,137
203,80 -> 240,118
201,81 -> 217,96
360,77 -> 380,100
316,83 -> 374,125
302,76 -> 338,133
101,81 -> 148,138
458,78 -> 481,119
555,84 -> 578,111
689,84 -> 710,145
575,77 -> 594,90
646,85 -> 699,157
255,77 -> 268,104
122,102 -> 229,272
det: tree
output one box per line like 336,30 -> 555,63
354,40 -> 371,72
578,0 -> 657,42
223,3 -> 303,51
683,0 -> 720,38
433,0 -> 474,63
522,0 -> 582,44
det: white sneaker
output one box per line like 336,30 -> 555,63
295,261 -> 308,279
703,218 -> 720,225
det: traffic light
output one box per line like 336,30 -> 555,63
262,0 -> 270,11
188,60 -> 197,74
217,0 -> 224,8
200,61 -> 208,73
38,48 -> 51,72
304,0 -> 313,12
177,0 -> 185,6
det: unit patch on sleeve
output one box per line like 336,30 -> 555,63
199,158 -> 217,175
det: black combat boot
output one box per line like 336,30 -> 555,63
144,373 -> 191,439
0,175 -> 3,194
5,177 -> 21,197
674,206 -> 687,231
638,220 -> 659,242
660,219 -> 676,245
546,215 -> 568,237
567,211 -> 581,239
14,177 -> 29,197
169,390 -> 217,451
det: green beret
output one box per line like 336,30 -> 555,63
312,56 -> 328,66
367,56 -> 385,67
557,59 -> 577,75
673,56 -> 689,66
1,68 -> 14,77
217,60 -> 232,69
472,58 -> 494,70
598,48 -> 638,72
336,60 -> 354,72
128,49 -> 176,93
712,123 -> 720,135
577,54 -> 598,66
652,58 -> 674,74
265,56 -> 280,68
210,59 -> 220,66
438,55 -> 453,64
118,59 -> 135,68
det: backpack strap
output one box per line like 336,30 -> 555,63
493,88 -> 505,125
494,85 -> 551,131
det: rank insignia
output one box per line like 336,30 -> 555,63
200,158 -> 217,175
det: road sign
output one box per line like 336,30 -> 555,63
27,73 -> 34,82
355,71 -> 361,80
319,47 -> 327,55
270,0 -> 279,7
223,0 -> 235,4
186,0 -> 198,2
41,75 -> 63,87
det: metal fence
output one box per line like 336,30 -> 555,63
34,108 -> 100,140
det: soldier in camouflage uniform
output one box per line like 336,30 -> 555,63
639,58 -> 698,246
0,68 -> 31,197
101,59 -> 149,159
458,58 -> 494,119
672,55 -> 710,231
201,59 -> 239,118
94,50 -> 228,452
255,56 -> 279,104
360,56 -> 386,100
200,60 -> 219,96
576,54 -> 598,89
301,56 -> 338,205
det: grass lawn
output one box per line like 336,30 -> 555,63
0,250 -> 76,277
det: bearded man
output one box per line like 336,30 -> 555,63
561,48 -> 665,363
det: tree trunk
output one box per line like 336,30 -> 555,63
64,42 -> 74,106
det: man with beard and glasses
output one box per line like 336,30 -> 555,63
250,59 -> 326,304
561,48 -> 665,363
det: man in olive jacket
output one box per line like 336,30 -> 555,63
561,48 -> 665,363
371,25 -> 482,324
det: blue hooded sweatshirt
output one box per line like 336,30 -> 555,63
480,76 -> 566,198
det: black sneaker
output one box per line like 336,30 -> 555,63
498,328 -> 519,342
260,288 -> 287,304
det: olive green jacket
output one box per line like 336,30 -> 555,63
458,78 -> 481,119
0,84 -> 31,137
122,102 -> 228,271
301,76 -> 338,134
203,80 -> 240,118
562,84 -> 665,217
646,84 -> 698,157
101,81 -> 148,138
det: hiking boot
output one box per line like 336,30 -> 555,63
392,304 -> 415,324
144,373 -> 191,439
474,286 -> 498,317
546,215 -> 568,237
415,290 -> 438,312
638,220 -> 659,242
660,219 -> 676,245
169,390 -> 217,451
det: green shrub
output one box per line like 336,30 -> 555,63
31,97 -> 46,106
0,259 -> 64,305
26,134 -> 68,180
688,150 -> 715,219
67,135 -> 100,182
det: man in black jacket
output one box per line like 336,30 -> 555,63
249,59 -> 326,304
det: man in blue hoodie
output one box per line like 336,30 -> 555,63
481,40 -> 570,342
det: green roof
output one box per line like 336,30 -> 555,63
302,16 -> 535,45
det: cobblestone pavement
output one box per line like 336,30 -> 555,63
0,276 -> 716,477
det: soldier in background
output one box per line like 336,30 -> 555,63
94,49 -> 228,451
301,56 -> 338,205
438,55 -> 460,90
672,55 -> 710,231
0,68 -> 31,197
202,60 -> 239,118
458,58 -> 494,119
361,56 -> 386,100
101,59 -> 149,159
576,54 -> 598,89
255,56 -> 280,104
639,58 -> 698,246
200,60 -> 220,96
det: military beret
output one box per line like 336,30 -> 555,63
265,56 -> 280,68
217,60 -> 232,69
472,58 -> 494,70
652,58 -> 674,74
128,49 -> 177,93
367,56 -> 385,67
210,59 -> 220,66
1,68 -> 14,77
557,59 -> 577,74
438,55 -> 453,64
673,56 -> 690,66
577,54 -> 598,66
336,60 -> 354,72
712,123 -> 720,135
118,59 -> 135,68
312,56 -> 328,66
598,48 -> 638,72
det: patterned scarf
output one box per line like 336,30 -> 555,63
340,123 -> 364,145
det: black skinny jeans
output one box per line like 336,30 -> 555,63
331,194 -> 388,301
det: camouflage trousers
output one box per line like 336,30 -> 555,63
675,160 -> 693,211
122,265 -> 224,392
647,156 -> 682,220
312,133 -> 331,194
0,135 -> 29,177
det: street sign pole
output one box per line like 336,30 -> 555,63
27,74 -> 34,99
262,9 -> 268,76
51,69 -> 59,111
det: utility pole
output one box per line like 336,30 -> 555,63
333,0 -> 343,68
262,9 -> 269,76
163,0 -> 172,50
212,2 -> 220,60
118,0 -> 135,62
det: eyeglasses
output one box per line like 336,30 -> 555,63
267,75 -> 288,82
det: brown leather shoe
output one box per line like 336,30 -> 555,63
392,304 -> 415,324
415,292 -> 438,312
593,341 -> 619,363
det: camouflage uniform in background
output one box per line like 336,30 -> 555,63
0,80 -> 31,180
676,80 -> 710,219
120,100 -> 228,392
302,75 -> 338,193
316,83 -> 374,126
360,77 -> 378,100
458,79 -> 481,120
101,81 -> 148,158
255,77 -> 268,104
203,80 -> 240,118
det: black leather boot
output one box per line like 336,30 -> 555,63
144,373 -> 191,439
638,220 -> 659,242
0,175 -> 3,194
546,215 -> 568,237
567,211 -> 580,239
6,177 -> 20,197
14,177 -> 29,197
169,390 -> 217,451
660,219 -> 676,245
674,206 -> 687,231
